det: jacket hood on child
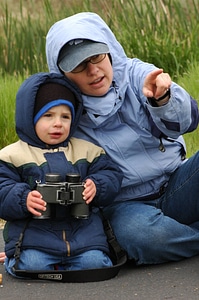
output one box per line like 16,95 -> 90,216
16,72 -> 83,149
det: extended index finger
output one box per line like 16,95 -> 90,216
146,69 -> 163,82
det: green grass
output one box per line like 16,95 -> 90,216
0,75 -> 23,148
177,63 -> 199,157
1,0 -> 199,78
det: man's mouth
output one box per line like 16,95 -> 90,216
90,76 -> 104,86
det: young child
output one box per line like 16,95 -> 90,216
0,72 -> 122,277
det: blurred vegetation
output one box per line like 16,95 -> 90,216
0,0 -> 199,79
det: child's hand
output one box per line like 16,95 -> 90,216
82,179 -> 96,204
0,252 -> 6,264
27,190 -> 46,217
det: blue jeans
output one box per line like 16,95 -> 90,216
5,249 -> 112,278
103,151 -> 199,265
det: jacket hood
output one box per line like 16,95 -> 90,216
46,13 -> 130,126
15,72 -> 83,148
46,12 -> 128,86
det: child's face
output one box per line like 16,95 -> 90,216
65,54 -> 113,96
35,105 -> 72,145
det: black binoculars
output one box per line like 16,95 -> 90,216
34,173 -> 89,219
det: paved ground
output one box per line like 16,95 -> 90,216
0,229 -> 199,300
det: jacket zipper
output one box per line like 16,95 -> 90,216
62,230 -> 71,256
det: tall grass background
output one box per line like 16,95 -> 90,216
0,0 -> 199,155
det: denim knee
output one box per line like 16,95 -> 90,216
64,250 -> 113,270
5,249 -> 112,277
5,249 -> 56,277
104,201 -> 199,264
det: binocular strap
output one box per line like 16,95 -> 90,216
12,215 -> 127,282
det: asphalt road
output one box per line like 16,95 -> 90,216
0,229 -> 199,300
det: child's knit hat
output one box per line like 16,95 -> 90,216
34,82 -> 77,124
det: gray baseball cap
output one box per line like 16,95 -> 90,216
58,39 -> 109,73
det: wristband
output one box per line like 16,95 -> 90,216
154,89 -> 170,102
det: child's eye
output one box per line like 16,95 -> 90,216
63,114 -> 71,119
43,113 -> 52,117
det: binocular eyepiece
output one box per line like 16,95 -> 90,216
34,173 -> 89,219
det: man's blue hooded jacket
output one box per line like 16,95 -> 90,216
46,12 -> 199,201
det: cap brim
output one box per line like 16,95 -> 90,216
58,41 -> 109,73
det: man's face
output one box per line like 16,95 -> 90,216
65,54 -> 113,96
